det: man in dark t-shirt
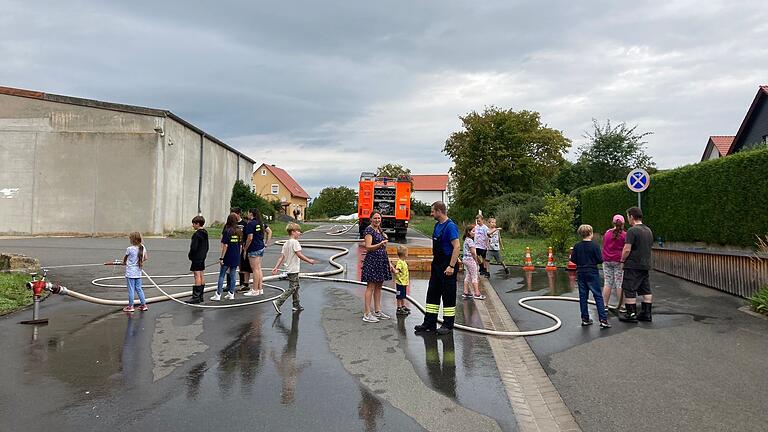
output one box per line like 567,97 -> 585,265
619,206 -> 654,323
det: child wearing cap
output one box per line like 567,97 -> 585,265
571,224 -> 610,328
602,214 -> 627,313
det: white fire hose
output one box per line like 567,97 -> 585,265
41,231 -> 598,336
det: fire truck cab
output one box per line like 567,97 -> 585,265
358,172 -> 411,240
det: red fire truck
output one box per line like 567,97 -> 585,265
357,172 -> 411,240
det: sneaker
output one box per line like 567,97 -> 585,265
436,326 -> 452,335
396,307 -> 408,316
374,311 -> 391,320
473,294 -> 486,300
581,318 -> 594,326
403,306 -> 411,312
618,306 -> 627,314
483,273 -> 491,279
599,320 -> 612,328
239,285 -> 251,292
272,300 -> 282,315
138,304 -> 148,311
362,314 -> 379,323
292,305 -> 304,312
122,305 -> 135,312
225,292 -> 235,300
462,293 -> 472,299
503,268 -> 510,275
243,290 -> 259,297
258,289 -> 264,295
414,324 -> 435,333
210,293 -> 221,301
619,312 -> 638,323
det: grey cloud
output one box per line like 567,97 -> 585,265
2,0 -> 768,197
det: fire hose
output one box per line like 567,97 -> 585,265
40,237 -> 600,336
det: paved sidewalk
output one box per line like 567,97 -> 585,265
475,279 -> 581,432
486,266 -> 768,432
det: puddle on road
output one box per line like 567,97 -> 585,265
492,266 -> 577,296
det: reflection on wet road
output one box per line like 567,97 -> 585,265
0,235 -> 519,431
495,266 -> 577,296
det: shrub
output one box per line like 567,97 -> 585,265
495,199 -> 545,236
581,147 -> 768,246
486,193 -> 544,235
749,286 -> 768,315
447,203 -> 477,225
532,191 -> 577,252
410,199 -> 432,217
230,180 -> 279,219
487,192 -> 538,215
496,205 -> 523,236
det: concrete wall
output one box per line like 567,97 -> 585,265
412,190 -> 445,205
0,93 -> 254,235
0,93 -> 158,235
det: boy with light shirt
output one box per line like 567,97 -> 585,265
272,223 -> 316,314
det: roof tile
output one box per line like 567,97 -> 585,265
411,175 -> 449,191
262,164 -> 310,199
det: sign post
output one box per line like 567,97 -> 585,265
626,168 -> 650,209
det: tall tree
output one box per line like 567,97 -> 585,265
443,107 -> 570,210
376,164 -> 411,178
578,119 -> 655,185
306,186 -> 357,218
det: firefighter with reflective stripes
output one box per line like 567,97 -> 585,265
415,201 -> 460,335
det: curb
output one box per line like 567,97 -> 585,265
474,278 -> 581,432
738,305 -> 768,321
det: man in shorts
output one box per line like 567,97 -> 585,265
619,206 -> 654,323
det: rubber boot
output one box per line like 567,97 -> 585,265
638,302 -> 653,322
619,303 -> 638,323
186,285 -> 202,304
415,314 -> 437,333
194,284 -> 205,303
186,285 -> 195,303
437,316 -> 454,335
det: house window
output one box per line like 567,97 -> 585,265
261,169 -> 266,176
271,184 -> 279,195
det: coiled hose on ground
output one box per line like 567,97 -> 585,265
40,226 -> 598,336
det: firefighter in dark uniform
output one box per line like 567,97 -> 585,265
415,201 -> 460,335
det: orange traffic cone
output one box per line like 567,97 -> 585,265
545,246 -> 557,271
523,247 -> 535,271
567,247 -> 577,271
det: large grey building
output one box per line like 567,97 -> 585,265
0,86 -> 255,235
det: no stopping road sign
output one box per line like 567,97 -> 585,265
627,168 -> 650,193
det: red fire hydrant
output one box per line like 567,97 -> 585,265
20,270 -> 54,325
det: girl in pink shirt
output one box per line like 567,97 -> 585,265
602,215 -> 626,311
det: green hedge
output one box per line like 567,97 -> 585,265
581,147 -> 768,247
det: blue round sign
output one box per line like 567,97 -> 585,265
626,168 -> 650,192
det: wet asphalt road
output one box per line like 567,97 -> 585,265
0,230 -> 517,432
487,264 -> 768,432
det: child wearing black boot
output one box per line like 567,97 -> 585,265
187,215 -> 209,304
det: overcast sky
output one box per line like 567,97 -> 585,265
2,0 -> 767,197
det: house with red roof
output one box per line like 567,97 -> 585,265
411,174 -> 450,206
252,163 -> 310,220
702,86 -> 768,161
701,136 -> 735,161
